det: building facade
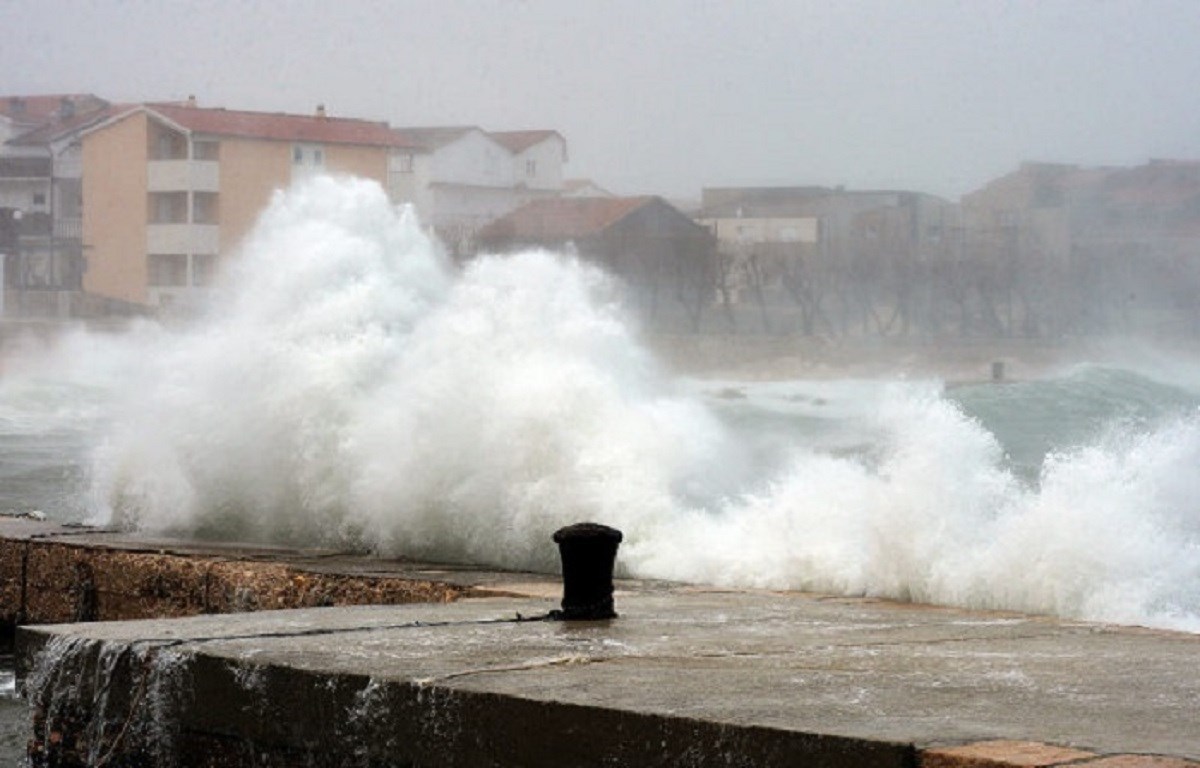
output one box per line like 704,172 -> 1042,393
962,160 -> 1200,336
78,101 -> 419,309
0,94 -> 112,315
477,196 -> 716,331
696,186 -> 957,335
388,127 -> 567,257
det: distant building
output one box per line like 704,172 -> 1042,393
695,186 -> 956,335
0,94 -> 109,147
476,196 -> 716,331
963,159 -> 1200,335
75,100 -> 420,309
0,94 -> 112,315
699,186 -> 952,262
388,127 -> 567,256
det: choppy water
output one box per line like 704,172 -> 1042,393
1,175 -> 1199,632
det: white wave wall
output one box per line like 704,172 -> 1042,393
93,175 -> 719,568
91,176 -> 1200,631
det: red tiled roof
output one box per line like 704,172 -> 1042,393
9,103 -> 128,145
479,197 -> 656,241
489,130 -> 562,153
138,104 -> 423,149
390,126 -> 479,150
0,94 -> 107,125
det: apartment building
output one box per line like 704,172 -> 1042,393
0,94 -> 109,146
0,95 -> 112,314
78,101 -> 419,308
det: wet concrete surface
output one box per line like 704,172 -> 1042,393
16,589 -> 1200,766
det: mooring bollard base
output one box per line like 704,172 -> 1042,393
546,603 -> 617,622
552,522 -> 623,621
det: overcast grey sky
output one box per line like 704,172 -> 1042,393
4,0 -> 1198,200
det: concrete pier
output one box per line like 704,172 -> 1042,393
14,590 -> 1200,766
0,516 -> 553,637
3,517 -> 1199,767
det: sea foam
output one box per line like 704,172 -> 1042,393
81,176 -> 1200,631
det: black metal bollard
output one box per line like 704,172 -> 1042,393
550,522 -> 623,620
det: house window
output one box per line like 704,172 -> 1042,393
147,254 -> 188,287
192,192 -> 219,224
150,124 -> 188,160
526,159 -> 537,177
148,192 -> 188,224
192,141 -> 219,161
292,144 -> 325,180
191,253 -> 217,286
32,192 -> 46,207
392,153 -> 414,173
293,144 -> 325,167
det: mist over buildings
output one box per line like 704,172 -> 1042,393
2,0 -> 1200,343
3,0 -> 1198,200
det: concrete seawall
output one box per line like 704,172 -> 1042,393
0,516 -> 553,639
4,518 -> 1199,767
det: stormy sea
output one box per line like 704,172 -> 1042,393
3,176 -> 1200,628
3,177 -> 1199,633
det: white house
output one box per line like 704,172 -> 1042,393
388,126 -> 567,255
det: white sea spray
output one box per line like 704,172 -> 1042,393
25,174 -> 1190,633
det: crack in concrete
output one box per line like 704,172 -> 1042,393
102,613 -> 542,650
412,654 -> 598,686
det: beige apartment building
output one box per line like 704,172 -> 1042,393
79,101 -> 419,308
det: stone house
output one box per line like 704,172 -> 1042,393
476,196 -> 716,331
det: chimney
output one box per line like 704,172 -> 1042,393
316,104 -> 327,119
186,95 -> 197,108
59,97 -> 76,119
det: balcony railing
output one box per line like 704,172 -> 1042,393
147,160 -> 220,192
54,218 -> 82,239
0,157 -> 51,179
146,223 -> 219,254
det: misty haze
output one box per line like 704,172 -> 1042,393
0,0 -> 1198,622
